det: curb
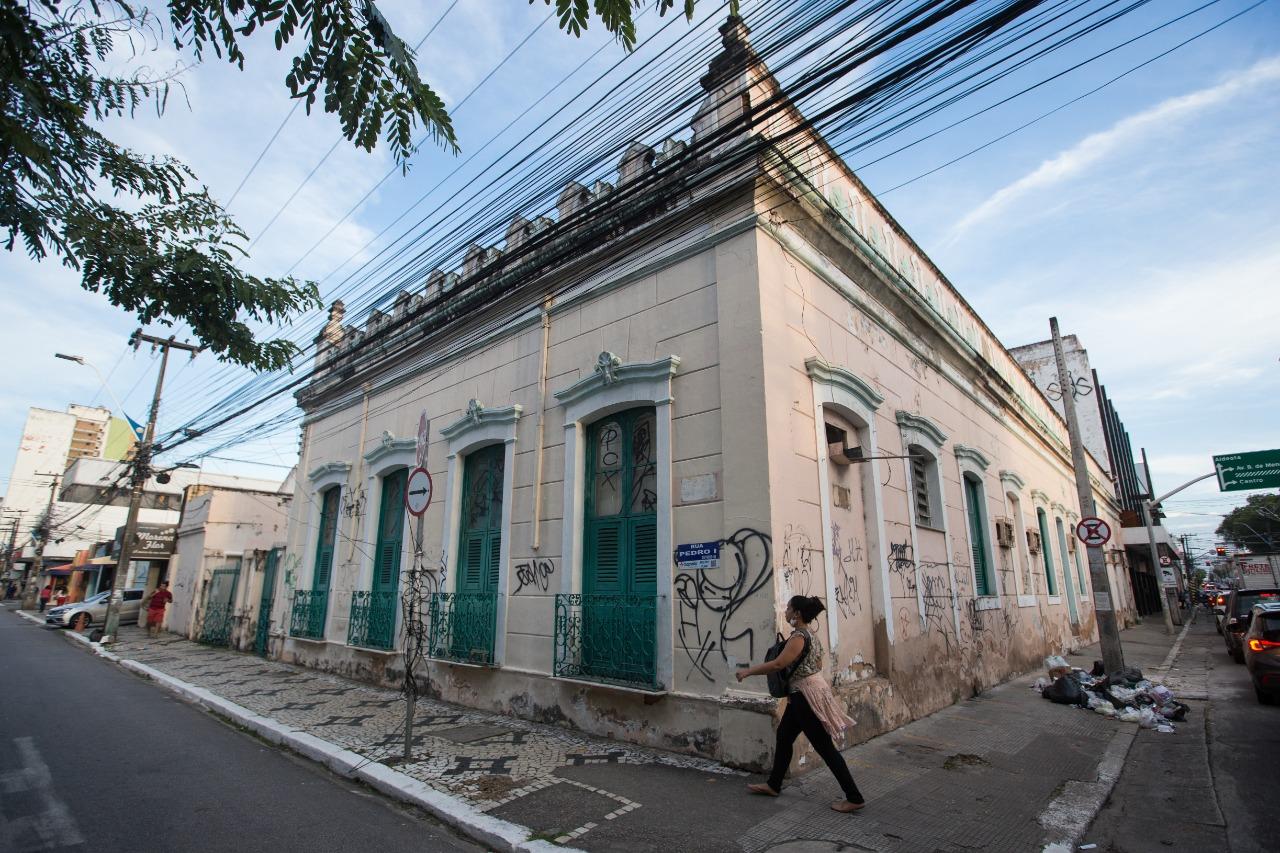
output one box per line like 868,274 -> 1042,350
23,613 -> 575,853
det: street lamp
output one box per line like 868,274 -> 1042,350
55,353 -> 130,426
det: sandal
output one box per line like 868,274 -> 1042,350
831,800 -> 865,813
747,783 -> 780,797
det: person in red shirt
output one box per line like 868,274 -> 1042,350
38,583 -> 52,612
146,581 -> 173,637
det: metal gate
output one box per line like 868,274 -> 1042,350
199,567 -> 240,646
254,549 -> 280,656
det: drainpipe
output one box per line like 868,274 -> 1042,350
532,298 -> 553,551
350,383 -> 372,563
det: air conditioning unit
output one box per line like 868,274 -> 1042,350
1027,530 -> 1042,554
995,519 -> 1015,549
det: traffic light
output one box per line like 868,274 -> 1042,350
1215,546 -> 1226,556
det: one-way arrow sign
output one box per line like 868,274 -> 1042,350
405,467 -> 433,516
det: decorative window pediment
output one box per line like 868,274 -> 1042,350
895,411 -> 947,448
953,443 -> 991,472
554,352 -> 681,412
441,400 -> 523,443
363,430 -> 417,467
999,469 -> 1026,492
308,461 -> 352,483
805,357 -> 883,411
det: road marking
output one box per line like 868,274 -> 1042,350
0,737 -> 85,851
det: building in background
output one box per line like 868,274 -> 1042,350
1009,334 -> 1180,621
167,481 -> 291,653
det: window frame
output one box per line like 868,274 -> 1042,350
955,444 -> 1000,604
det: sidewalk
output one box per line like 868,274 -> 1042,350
10,606 -> 1194,853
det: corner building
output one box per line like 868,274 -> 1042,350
277,19 -> 1136,771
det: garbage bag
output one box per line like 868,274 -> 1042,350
1150,685 -> 1174,706
1045,655 -> 1070,672
1117,707 -> 1143,724
1090,660 -> 1106,677
1042,674 -> 1088,706
1137,708 -> 1160,729
1109,666 -> 1145,687
1159,701 -> 1190,722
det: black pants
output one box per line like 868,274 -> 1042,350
767,692 -> 863,803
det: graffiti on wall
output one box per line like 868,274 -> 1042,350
780,523 -> 817,597
888,540 -> 917,599
675,528 -> 773,682
831,523 -> 864,620
513,558 -> 555,594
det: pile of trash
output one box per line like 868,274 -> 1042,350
1034,655 -> 1189,733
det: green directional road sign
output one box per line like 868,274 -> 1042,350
1214,449 -> 1280,492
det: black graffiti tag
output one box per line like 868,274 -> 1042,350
513,559 -> 555,594
675,529 -> 773,682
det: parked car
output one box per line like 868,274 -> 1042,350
1243,601 -> 1280,705
1223,588 -> 1280,662
44,589 -> 144,630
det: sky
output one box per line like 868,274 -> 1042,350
2,0 -> 1277,560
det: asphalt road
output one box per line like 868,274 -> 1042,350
1206,609 -> 1280,853
1086,610 -> 1279,852
0,605 -> 480,853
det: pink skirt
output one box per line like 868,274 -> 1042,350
793,673 -> 856,738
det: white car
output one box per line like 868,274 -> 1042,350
44,589 -> 144,629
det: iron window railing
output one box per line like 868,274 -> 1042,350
347,589 -> 398,650
289,589 -> 328,640
554,593 -> 657,689
427,592 -> 498,665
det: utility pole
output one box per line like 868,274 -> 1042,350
99,331 -> 200,643
20,475 -> 61,610
1049,318 -> 1125,675
2,511 -> 24,596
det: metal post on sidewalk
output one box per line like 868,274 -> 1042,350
100,331 -> 200,643
1049,318 -> 1125,675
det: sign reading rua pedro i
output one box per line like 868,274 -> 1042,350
1214,449 -> 1280,492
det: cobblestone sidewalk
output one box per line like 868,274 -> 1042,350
29,612 -> 1189,853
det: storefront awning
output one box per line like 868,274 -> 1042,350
87,556 -> 115,566
45,566 -> 73,576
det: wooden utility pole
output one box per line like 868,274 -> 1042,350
100,331 -> 200,642
1049,318 -> 1126,673
20,476 -> 61,610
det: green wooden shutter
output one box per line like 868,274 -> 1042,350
1038,509 -> 1057,595
314,488 -> 338,593
486,530 -> 502,591
373,469 -> 406,593
629,516 -> 657,592
966,477 -> 990,596
459,534 -> 485,592
586,519 -> 624,594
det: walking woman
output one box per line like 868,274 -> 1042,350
736,595 -> 865,813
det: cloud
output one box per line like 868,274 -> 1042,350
945,56 -> 1280,243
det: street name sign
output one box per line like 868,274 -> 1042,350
1074,516 -> 1111,547
405,467 -> 433,516
675,541 -> 720,570
1214,449 -> 1280,492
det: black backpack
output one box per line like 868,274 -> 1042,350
765,631 -> 811,698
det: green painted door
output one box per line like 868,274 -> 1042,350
964,476 -> 991,596
255,548 -> 279,656
458,444 -> 503,595
583,409 -> 657,682
452,444 -> 503,660
373,468 -> 408,595
315,488 -> 338,596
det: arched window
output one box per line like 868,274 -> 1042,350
1037,508 -> 1057,596
963,474 -> 994,596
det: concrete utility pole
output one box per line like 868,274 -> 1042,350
2,512 -> 24,579
1049,318 -> 1125,675
20,475 -> 61,610
100,331 -> 200,643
